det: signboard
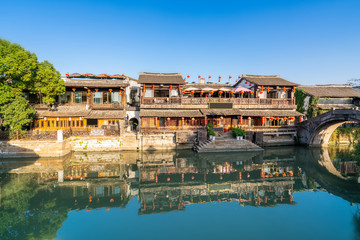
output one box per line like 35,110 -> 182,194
209,102 -> 233,109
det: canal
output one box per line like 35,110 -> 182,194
0,146 -> 360,240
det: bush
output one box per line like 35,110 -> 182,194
207,123 -> 214,128
232,128 -> 246,137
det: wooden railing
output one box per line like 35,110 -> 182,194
142,97 -> 295,106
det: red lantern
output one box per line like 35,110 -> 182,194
238,76 -> 241,79
187,75 -> 190,78
284,117 -> 288,121
219,76 -> 222,79
72,88 -> 76,92
198,75 -> 201,78
261,86 -> 264,91
184,78 -> 186,81
299,116 -> 303,122
210,91 -> 214,95
276,117 -> 280,121
170,85 -> 172,91
250,91 -> 254,95
87,89 -> 91,96
182,91 -> 186,94
230,91 -> 234,95
267,86 -> 270,93
122,74 -> 125,77
270,117 -> 274,121
240,91 -> 244,95
120,90 -> 123,96
65,73 -> 69,77
152,85 -> 155,91
245,81 -> 248,84
240,116 -> 243,124
104,74 -> 108,77
283,86 -> 286,92
179,85 -> 181,91
261,117 -> 266,125
200,90 -> 204,95
219,91 -> 223,95
85,73 -> 88,77
260,91 -> 263,94
208,76 -> 211,79
167,117 -> 170,121
229,76 -> 232,79
109,89 -> 113,92
290,117 -> 295,121
248,117 -> 251,120
95,88 -> 99,92
293,86 -> 296,92
191,91 -> 194,95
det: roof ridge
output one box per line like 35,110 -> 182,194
140,72 -> 181,75
243,74 -> 281,78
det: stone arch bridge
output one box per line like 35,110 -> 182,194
297,109 -> 360,146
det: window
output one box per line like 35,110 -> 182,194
74,92 -> 82,103
94,92 -> 103,104
80,121 -> 84,127
87,119 -> 98,126
145,89 -> 154,97
112,92 -> 121,103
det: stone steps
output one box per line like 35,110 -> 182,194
194,138 -> 263,153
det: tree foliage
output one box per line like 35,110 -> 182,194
0,39 -> 65,130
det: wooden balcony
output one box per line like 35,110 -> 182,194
142,97 -> 295,107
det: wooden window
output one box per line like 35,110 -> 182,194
60,121 -> 63,127
47,121 -> 50,127
56,121 -> 59,127
80,120 -> 84,127
36,121 -> 40,128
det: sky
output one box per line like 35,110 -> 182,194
1,0 -> 359,85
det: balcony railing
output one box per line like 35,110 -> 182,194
142,97 -> 295,106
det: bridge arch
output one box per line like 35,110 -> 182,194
297,109 -> 360,146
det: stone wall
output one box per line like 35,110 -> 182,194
0,139 -> 71,158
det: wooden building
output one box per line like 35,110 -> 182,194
139,73 -> 302,135
32,73 -> 129,134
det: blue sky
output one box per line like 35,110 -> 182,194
1,0 -> 359,85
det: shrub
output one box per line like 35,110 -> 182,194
232,128 -> 246,137
207,128 -> 216,136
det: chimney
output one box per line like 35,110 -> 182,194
200,78 -> 205,84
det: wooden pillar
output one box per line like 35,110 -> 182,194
181,117 -> 184,129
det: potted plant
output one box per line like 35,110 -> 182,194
208,128 -> 216,140
232,128 -> 246,140
207,123 -> 216,140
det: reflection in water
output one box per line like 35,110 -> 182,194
0,147 -> 360,239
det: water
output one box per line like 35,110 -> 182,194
1,146 -> 360,240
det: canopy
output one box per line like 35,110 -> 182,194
232,86 -> 251,92
184,87 -> 201,91
202,87 -> 217,91
219,87 -> 232,92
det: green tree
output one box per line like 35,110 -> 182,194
0,39 -> 65,130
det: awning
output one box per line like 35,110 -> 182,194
232,86 -> 251,92
140,110 -> 204,117
200,109 -> 303,117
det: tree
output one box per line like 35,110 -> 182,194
0,39 -> 65,131
347,78 -> 360,88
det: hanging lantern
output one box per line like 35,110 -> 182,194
267,86 -> 270,93
170,85 -> 172,91
72,88 -> 76,92
240,116 -> 243,124
299,116 -> 303,122
109,89 -> 113,92
230,91 -> 234,95
219,91 -> 223,95
152,85 -> 155,91
191,91 -> 194,95
245,81 -> 248,84
248,117 -> 251,120
293,86 -> 296,92
249,84 -> 252,87
250,91 -> 254,95
238,76 -> 241,79
260,91 -> 263,94
261,117 -> 266,125
167,117 -> 170,121
179,85 -> 181,91
187,75 -> 190,78
122,74 -> 125,77
290,117 -> 295,121
85,73 -> 89,77
87,89 -> 91,96
80,117 -> 82,121
229,76 -> 232,79
65,73 -> 69,77
183,78 -> 186,81
208,76 -> 211,79
276,117 -> 280,121
210,91 -> 214,95
120,90 -> 123,96
56,117 -> 59,121
192,118 -> 195,121
200,90 -> 204,95
104,74 -> 108,77
283,86 -> 286,92
261,86 -> 264,91
270,117 -> 274,121
69,117 -> 72,121
44,117 -> 47,121
220,116 -> 224,120
95,88 -> 99,92
198,75 -> 201,78
182,91 -> 186,94
284,117 -> 288,121
240,91 -> 244,95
